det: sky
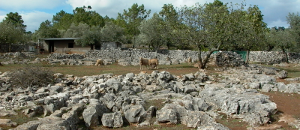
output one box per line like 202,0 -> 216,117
0,0 -> 299,32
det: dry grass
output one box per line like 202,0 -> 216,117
0,109 -> 41,130
215,113 -> 249,130
0,62 -> 200,77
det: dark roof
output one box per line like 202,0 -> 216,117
41,38 -> 80,41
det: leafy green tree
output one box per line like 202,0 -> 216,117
287,12 -> 300,35
117,3 -> 151,46
2,12 -> 27,33
72,6 -> 105,27
83,5 -> 92,11
103,15 -> 115,24
177,0 -> 267,68
0,12 -> 29,52
159,4 -> 184,49
36,20 -> 60,38
52,7 -> 106,37
101,22 -> 125,43
177,0 -> 231,69
75,26 -> 102,47
52,10 -> 74,30
230,4 -> 267,63
267,27 -> 297,63
0,21 -> 24,51
159,4 -> 179,27
137,13 -> 169,51
63,23 -> 90,38
264,30 -> 276,51
287,12 -> 300,50
22,31 -> 34,45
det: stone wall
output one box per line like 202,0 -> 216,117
249,51 -> 300,64
84,50 -> 300,64
79,49 -> 201,63
45,50 -> 300,65
249,51 -> 286,64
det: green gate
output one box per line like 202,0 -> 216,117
213,51 -> 247,61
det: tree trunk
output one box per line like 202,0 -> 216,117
8,43 -> 11,52
246,50 -> 250,64
197,49 -> 216,69
282,48 -> 289,63
197,49 -> 203,69
132,36 -> 135,48
285,52 -> 289,63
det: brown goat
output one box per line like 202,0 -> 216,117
95,59 -> 103,66
187,57 -> 192,64
140,57 -> 149,70
149,58 -> 159,69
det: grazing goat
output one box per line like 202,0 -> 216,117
149,58 -> 159,69
166,57 -> 171,61
95,59 -> 103,66
187,57 -> 192,64
140,57 -> 149,70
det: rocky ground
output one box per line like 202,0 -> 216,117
0,52 -> 299,130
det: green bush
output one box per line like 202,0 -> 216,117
8,65 -> 54,88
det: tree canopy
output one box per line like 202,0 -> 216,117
2,12 -> 27,33
176,0 -> 268,68
36,20 -> 60,38
116,3 -> 151,46
0,12 -> 27,50
137,13 -> 171,51
2,1 -> 300,59
0,22 -> 24,45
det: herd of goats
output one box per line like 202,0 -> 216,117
95,57 -> 165,70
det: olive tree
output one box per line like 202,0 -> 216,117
101,22 -> 126,43
267,27 -> 297,63
136,13 -> 170,51
231,5 -> 267,63
286,12 -> 300,51
75,26 -> 102,47
0,12 -> 28,52
0,21 -> 25,52
177,0 -> 231,69
177,0 -> 267,68
63,23 -> 90,38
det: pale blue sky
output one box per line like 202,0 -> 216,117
0,0 -> 297,32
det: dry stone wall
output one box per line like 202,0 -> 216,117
3,50 -> 300,66
84,50 -> 300,65
51,50 -> 300,66
249,51 -> 300,64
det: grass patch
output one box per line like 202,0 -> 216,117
261,63 -> 300,78
215,113 -> 248,130
0,109 -> 41,130
143,99 -> 166,111
0,62 -> 201,77
92,123 -> 195,130
269,111 -> 283,123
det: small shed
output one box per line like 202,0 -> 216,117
40,38 -> 122,54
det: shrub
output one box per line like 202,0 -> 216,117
8,65 -> 54,88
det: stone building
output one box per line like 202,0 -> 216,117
39,38 -> 122,54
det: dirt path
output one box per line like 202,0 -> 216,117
262,91 -> 300,130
